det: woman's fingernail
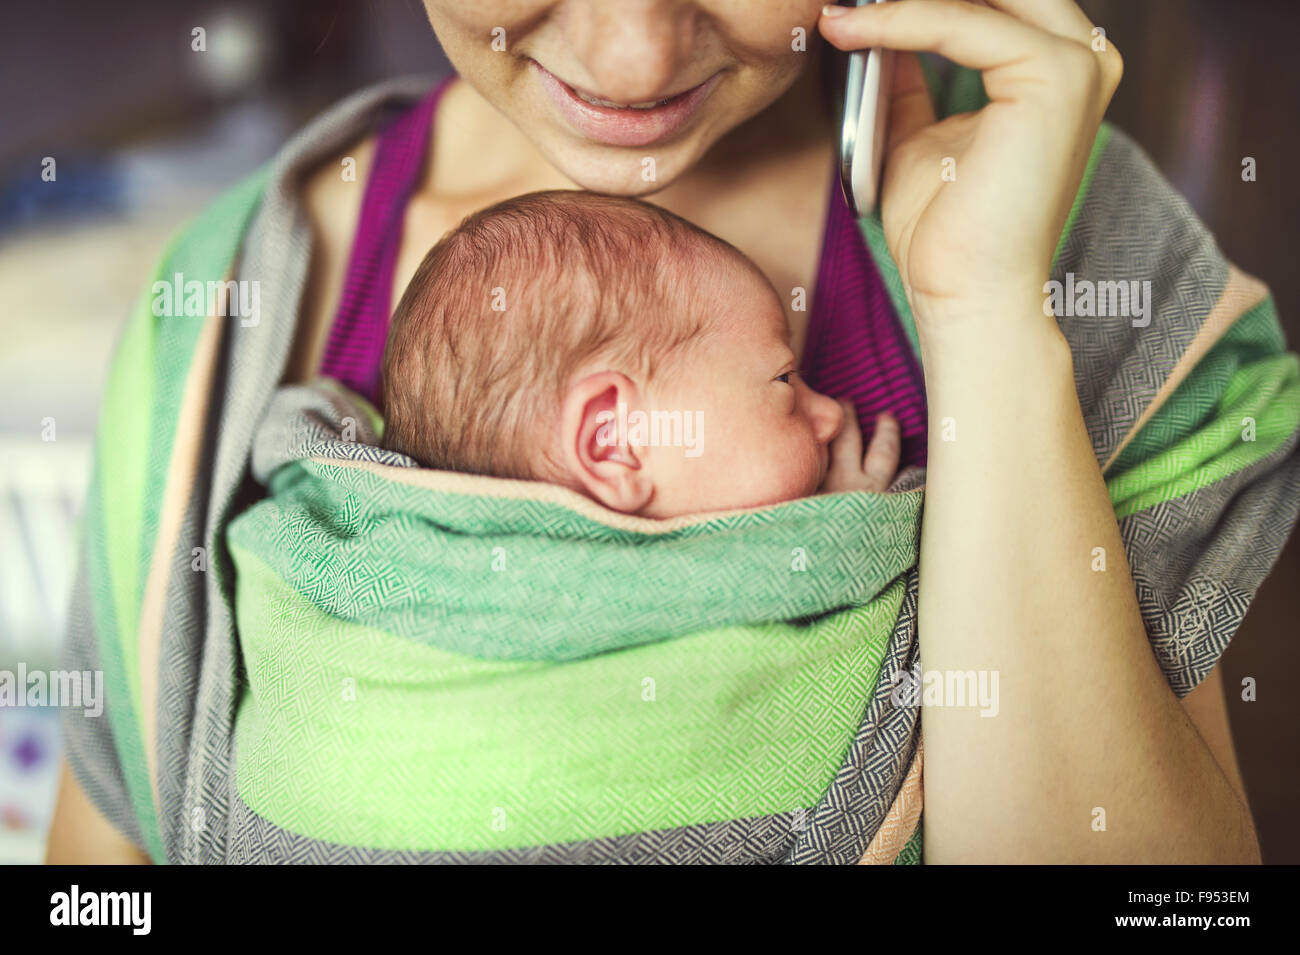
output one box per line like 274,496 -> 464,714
821,4 -> 849,18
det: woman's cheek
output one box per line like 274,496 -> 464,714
700,0 -> 826,58
424,1 -> 533,33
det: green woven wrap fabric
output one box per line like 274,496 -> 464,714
223,382 -> 927,858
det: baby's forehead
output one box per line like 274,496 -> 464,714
503,200 -> 789,358
638,245 -> 777,324
615,265 -> 788,388
678,250 -> 788,337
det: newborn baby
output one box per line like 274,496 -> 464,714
381,190 -> 899,519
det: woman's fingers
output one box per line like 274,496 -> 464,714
975,0 -> 1097,43
887,52 -> 936,154
976,0 -> 1123,92
862,412 -> 901,492
821,0 -> 1119,156
819,0 -> 1061,72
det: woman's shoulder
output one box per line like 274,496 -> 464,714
298,114 -> 375,280
1063,120 -> 1300,699
1051,120 -> 1281,466
291,75 -> 441,221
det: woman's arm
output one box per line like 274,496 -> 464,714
820,0 -> 1266,862
1181,666 -> 1251,807
916,302 -> 1260,863
46,759 -> 152,865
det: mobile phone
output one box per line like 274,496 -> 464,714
839,0 -> 895,217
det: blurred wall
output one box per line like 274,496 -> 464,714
1,0 -> 446,162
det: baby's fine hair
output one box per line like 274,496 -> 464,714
381,189 -> 735,479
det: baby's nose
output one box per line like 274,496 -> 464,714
805,385 -> 844,444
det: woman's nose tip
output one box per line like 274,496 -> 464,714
579,9 -> 688,102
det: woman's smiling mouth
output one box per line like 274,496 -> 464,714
530,59 -> 723,148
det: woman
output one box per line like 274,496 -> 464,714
48,0 -> 1294,863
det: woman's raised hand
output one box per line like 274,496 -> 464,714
819,0 -> 1123,334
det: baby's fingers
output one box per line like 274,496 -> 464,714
862,413 -> 901,492
826,400 -> 863,481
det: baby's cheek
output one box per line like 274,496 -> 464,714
678,424 -> 821,509
750,441 -> 824,506
790,447 -> 825,497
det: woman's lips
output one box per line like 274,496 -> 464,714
531,59 -> 722,148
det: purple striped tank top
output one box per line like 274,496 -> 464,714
318,75 -> 928,469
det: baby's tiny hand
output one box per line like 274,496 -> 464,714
820,404 -> 900,495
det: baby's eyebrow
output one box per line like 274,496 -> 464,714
770,348 -> 797,372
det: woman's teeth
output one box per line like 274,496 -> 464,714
573,89 -> 673,110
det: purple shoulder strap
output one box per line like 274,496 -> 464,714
804,158 -> 929,469
318,75 -> 455,408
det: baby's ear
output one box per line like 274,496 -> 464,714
559,371 -> 654,514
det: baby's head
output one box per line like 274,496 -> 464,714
381,190 -> 844,518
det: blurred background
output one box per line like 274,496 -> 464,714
0,0 -> 1296,863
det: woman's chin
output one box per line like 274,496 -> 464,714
534,130 -> 701,197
